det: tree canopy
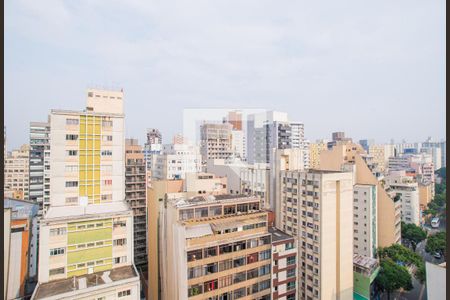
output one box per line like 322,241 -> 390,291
378,244 -> 426,283
376,258 -> 413,297
425,231 -> 446,257
401,222 -> 427,250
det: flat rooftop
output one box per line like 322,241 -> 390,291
33,266 -> 138,299
353,254 -> 379,270
269,227 -> 293,242
44,202 -> 132,222
173,194 -> 260,208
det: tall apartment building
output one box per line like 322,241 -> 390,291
144,128 -> 163,177
353,184 -> 378,258
247,111 -> 289,164
358,139 -> 374,153
278,170 -> 354,299
385,171 -> 420,226
200,123 -> 234,162
173,133 -> 185,145
125,139 -> 147,271
31,89 -> 140,300
29,121 -> 51,214
319,142 -> 401,247
240,164 -> 271,208
153,143 -> 202,180
4,198 -> 39,299
327,132 -> 352,149
4,144 -> 30,200
368,144 -> 395,173
309,140 -> 328,169
227,110 -> 243,130
146,128 -> 162,144
269,228 -> 298,300
231,129 -> 246,161
160,194 -> 273,300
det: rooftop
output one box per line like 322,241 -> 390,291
353,254 -> 379,271
44,202 -> 132,222
173,194 -> 260,208
33,266 -> 138,299
269,227 -> 293,242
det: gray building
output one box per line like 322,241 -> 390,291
29,121 -> 50,215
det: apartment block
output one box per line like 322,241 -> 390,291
320,142 -> 401,247
353,184 -> 378,258
184,172 -> 228,196
227,110 -> 243,131
269,228 -> 297,300
278,170 -> 354,300
200,122 -> 234,162
240,164 -> 271,208
125,138 -> 147,270
4,144 -> 30,200
144,128 -> 163,176
386,171 -> 420,226
5,198 -> 40,296
231,129 -> 246,162
309,140 -> 328,169
153,143 -> 202,180
160,194 -> 273,300
32,89 -> 140,300
246,111 -> 289,164
368,144 -> 395,173
147,179 -> 184,300
29,121 -> 51,214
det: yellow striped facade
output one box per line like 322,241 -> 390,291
79,115 -> 102,204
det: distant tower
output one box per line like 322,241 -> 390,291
146,128 -> 162,145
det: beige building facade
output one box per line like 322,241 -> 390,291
4,144 -> 30,200
319,142 -> 401,247
278,169 -> 354,299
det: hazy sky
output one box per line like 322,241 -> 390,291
5,1 -> 446,150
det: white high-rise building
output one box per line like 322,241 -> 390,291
32,89 -> 140,300
353,184 -> 378,258
386,171 -> 421,226
153,143 -> 202,180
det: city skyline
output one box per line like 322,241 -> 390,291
5,1 -> 446,149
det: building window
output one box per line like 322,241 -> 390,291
204,279 -> 218,293
50,227 -> 67,236
65,197 -> 78,205
66,150 -> 78,156
65,181 -> 78,187
233,271 -> 246,284
187,249 -> 203,262
233,287 -> 246,299
103,179 -> 112,185
188,266 -> 203,279
118,290 -> 131,297
218,275 -> 233,288
114,220 -> 126,227
204,246 -> 217,258
101,194 -> 113,201
219,243 -> 233,254
224,205 -> 236,215
219,259 -> 232,271
102,135 -> 113,142
179,209 -> 194,221
66,119 -> 79,125
195,207 -> 208,218
287,256 -> 296,266
50,247 -> 65,256
188,284 -> 203,297
101,150 -> 113,156
66,134 -> 78,141
258,249 -> 271,261
102,120 -> 113,127
49,267 -> 65,276
113,238 -> 127,246
287,268 -> 296,278
114,256 -> 127,264
287,281 -> 296,290
209,205 -> 222,216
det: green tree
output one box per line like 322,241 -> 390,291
425,231 -> 446,257
401,222 -> 427,251
378,244 -> 426,283
376,258 -> 413,300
